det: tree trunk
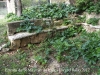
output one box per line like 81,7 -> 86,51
94,0 -> 97,3
16,0 -> 22,17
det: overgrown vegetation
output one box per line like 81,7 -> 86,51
0,19 -> 7,45
16,19 -> 42,33
1,1 -> 100,75
30,26 -> 100,66
0,50 -> 29,75
76,0 -> 100,14
86,18 -> 99,25
6,3 -> 77,22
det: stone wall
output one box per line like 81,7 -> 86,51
7,18 -> 65,49
7,19 -> 100,49
8,26 -> 69,49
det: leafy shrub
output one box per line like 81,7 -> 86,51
22,7 -> 37,19
22,3 -> 77,20
5,13 -> 15,18
75,15 -> 86,23
87,18 -> 99,25
29,24 -> 100,67
34,55 -> 47,65
81,32 -> 100,65
6,13 -> 24,22
75,0 -> 91,12
76,0 -> 100,14
63,18 -> 72,25
6,3 -> 77,22
86,2 -> 100,14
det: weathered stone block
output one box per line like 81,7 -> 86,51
7,19 -> 43,36
42,18 -> 54,28
30,34 -> 39,44
81,23 -> 100,33
20,37 -> 30,47
38,32 -> 48,42
32,19 -> 43,26
30,32 -> 48,43
54,20 -> 63,26
11,39 -> 20,49
7,21 -> 21,36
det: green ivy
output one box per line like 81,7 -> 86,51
16,19 -> 42,33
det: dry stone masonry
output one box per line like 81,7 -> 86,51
7,17 -> 100,49
7,19 -> 68,49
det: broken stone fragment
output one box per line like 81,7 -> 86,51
0,44 -> 7,51
11,39 -> 20,49
2,48 -> 10,52
0,44 -> 10,52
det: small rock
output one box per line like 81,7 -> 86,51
1,44 -> 6,48
0,44 -> 7,51
2,48 -> 10,52
0,47 -> 2,51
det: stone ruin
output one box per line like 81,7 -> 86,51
7,19 -> 68,49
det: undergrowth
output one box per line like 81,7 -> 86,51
28,25 -> 100,67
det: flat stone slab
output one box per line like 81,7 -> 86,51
8,26 -> 68,41
77,23 -> 100,32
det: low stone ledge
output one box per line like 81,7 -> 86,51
8,26 -> 69,49
76,23 -> 100,32
8,26 -> 69,41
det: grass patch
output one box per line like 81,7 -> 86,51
0,50 -> 29,75
0,19 -> 8,45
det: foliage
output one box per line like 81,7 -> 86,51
75,15 -> 86,23
22,3 -> 77,20
86,2 -> 100,14
97,69 -> 100,75
87,18 -> 99,25
76,0 -> 100,14
6,3 -> 77,22
57,25 -> 83,38
75,0 -> 91,12
28,25 -> 100,66
0,19 -> 8,45
0,50 -> 29,75
80,32 -> 100,65
5,13 -> 15,18
31,25 -> 83,63
16,19 -> 42,33
5,13 -> 24,22
62,18 -> 72,25
34,55 -> 47,66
